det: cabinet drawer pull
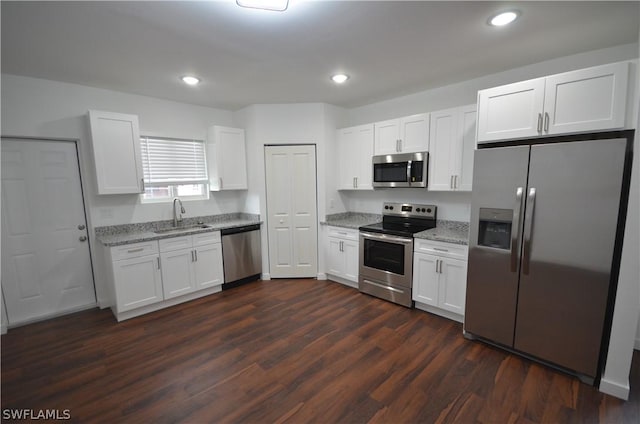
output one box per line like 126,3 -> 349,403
433,247 -> 449,252
127,247 -> 144,253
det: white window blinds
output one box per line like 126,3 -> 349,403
140,136 -> 208,186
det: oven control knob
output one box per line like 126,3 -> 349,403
384,205 -> 389,210
426,208 -> 431,213
389,206 -> 394,210
422,208 -> 426,212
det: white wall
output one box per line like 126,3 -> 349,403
338,43 -> 639,223
1,74 -> 242,307
233,103 -> 344,279
599,39 -> 640,400
346,43 -> 638,126
1,74 -> 243,227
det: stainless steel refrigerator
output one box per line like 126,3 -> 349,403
464,133 -> 632,384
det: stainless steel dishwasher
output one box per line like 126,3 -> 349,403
221,224 -> 262,289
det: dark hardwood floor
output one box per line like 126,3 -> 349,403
2,279 -> 638,423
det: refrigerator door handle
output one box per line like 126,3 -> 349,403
511,187 -> 524,272
522,187 -> 537,275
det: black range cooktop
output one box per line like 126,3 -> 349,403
359,202 -> 437,238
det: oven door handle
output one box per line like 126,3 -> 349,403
360,232 -> 413,245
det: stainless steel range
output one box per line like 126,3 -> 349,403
358,202 -> 437,307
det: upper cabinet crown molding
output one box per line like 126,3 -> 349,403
207,125 -> 248,191
374,113 -> 430,155
477,61 -> 629,143
88,110 -> 144,195
337,123 -> 374,190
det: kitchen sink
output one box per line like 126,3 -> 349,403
154,224 -> 211,234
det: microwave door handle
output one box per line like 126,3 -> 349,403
406,160 -> 412,186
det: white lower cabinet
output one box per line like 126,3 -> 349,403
193,242 -> 224,289
326,226 -> 359,285
109,241 -> 163,313
412,239 -> 468,322
106,231 -> 224,321
159,233 -> 224,299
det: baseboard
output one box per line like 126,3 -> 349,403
326,274 -> 358,289
317,273 -> 327,280
414,302 -> 464,323
261,273 -> 271,281
599,377 -> 630,400
115,286 -> 222,322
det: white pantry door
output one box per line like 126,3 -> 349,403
1,139 -> 96,325
265,145 -> 318,278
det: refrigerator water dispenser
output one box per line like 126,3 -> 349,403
478,208 -> 513,250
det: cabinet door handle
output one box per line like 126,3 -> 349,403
140,178 -> 145,193
353,177 -> 356,188
157,257 -> 161,269
340,241 -> 344,252
450,175 -> 454,189
219,178 -> 223,190
191,250 -> 195,262
194,249 -> 198,262
544,112 -> 550,132
436,259 -> 440,274
455,175 -> 458,189
398,139 -> 402,152
355,177 -> 358,188
537,113 -> 543,133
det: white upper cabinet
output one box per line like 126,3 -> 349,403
543,62 -> 628,135
207,126 -> 248,191
477,62 -> 629,143
477,78 -> 545,143
337,124 -> 374,190
374,113 -> 429,155
88,110 -> 144,194
428,104 -> 476,191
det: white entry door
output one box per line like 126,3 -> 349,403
265,145 -> 318,278
1,139 -> 96,325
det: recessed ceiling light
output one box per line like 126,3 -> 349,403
331,74 -> 350,84
237,0 -> 289,12
181,76 -> 200,86
489,11 -> 519,27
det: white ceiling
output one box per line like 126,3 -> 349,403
2,1 -> 639,110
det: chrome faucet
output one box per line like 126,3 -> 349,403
173,198 -> 185,227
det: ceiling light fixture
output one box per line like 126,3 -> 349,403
489,11 -> 519,27
331,74 -> 350,84
236,0 -> 289,12
181,76 -> 200,86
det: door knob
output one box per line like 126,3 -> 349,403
78,224 -> 86,230
79,236 -> 87,242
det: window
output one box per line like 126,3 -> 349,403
140,136 -> 209,202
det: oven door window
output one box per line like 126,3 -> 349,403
373,162 -> 408,183
363,238 -> 405,275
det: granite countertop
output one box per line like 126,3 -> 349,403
320,212 -> 382,230
414,220 -> 469,245
96,213 -> 261,247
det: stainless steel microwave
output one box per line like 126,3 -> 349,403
372,152 -> 428,188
